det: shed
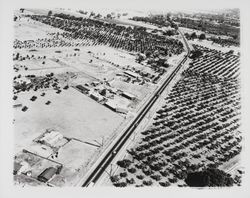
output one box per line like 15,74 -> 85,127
124,71 -> 140,78
104,100 -> 117,111
121,92 -> 136,100
13,100 -> 22,108
37,167 -> 57,183
13,162 -> 22,175
116,107 -> 128,114
90,92 -> 104,102
76,85 -> 90,94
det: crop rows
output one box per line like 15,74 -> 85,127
14,15 -> 184,56
190,44 -> 240,79
110,47 -> 241,187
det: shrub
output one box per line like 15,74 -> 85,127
136,175 -> 144,180
110,175 -> 120,183
120,172 -> 128,178
185,168 -> 234,187
126,178 -> 135,184
117,159 -> 132,169
143,179 -> 153,186
150,174 -> 162,181
128,167 -> 137,174
159,181 -> 171,187
114,182 -> 127,187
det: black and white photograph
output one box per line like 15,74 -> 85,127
0,0 -> 250,197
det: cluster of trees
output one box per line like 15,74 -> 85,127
13,72 -> 60,95
174,16 -> 240,38
189,50 -> 203,59
53,12 -> 85,21
184,32 -> 206,40
210,36 -> 239,47
184,30 -> 239,47
131,15 -> 170,28
185,168 -> 234,187
163,29 -> 178,36
23,14 -> 184,56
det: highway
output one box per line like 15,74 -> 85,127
81,29 -> 191,187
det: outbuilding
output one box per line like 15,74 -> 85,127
90,92 -> 104,102
13,162 -> 22,175
121,92 -> 136,100
104,100 -> 117,111
124,71 -> 140,79
76,85 -> 90,94
37,167 -> 57,183
116,107 -> 128,114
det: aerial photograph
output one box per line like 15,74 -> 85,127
11,6 -> 242,188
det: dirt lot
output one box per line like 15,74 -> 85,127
14,87 -> 124,153
14,17 -> 63,41
49,139 -> 96,170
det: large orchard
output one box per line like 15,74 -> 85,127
110,44 -> 241,187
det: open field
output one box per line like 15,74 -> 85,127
14,17 -> 64,41
49,139 -> 97,170
14,87 -> 124,152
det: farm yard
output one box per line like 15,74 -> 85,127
109,45 -> 242,187
12,8 -> 186,187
